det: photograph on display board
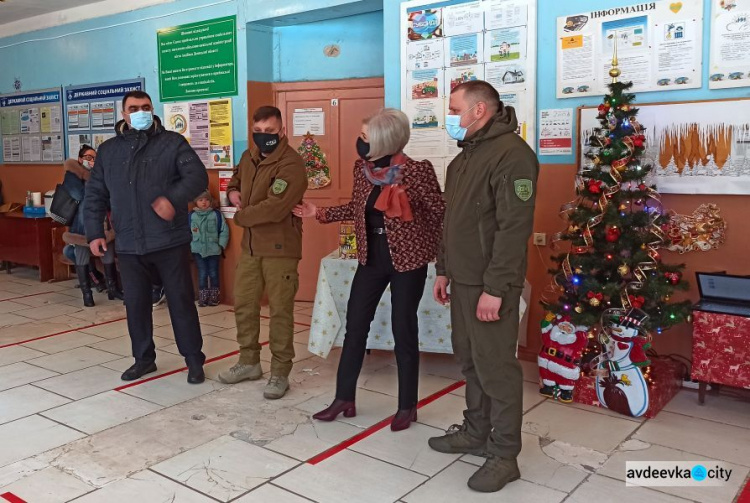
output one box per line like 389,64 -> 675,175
408,8 -> 443,40
445,64 -> 484,93
445,33 -> 481,66
406,38 -> 444,70
485,26 -> 527,62
409,69 -> 441,99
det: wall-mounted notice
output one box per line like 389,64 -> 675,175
538,108 -> 573,155
164,98 -> 234,169
709,0 -> 750,89
401,0 -> 538,177
157,16 -> 238,101
0,87 -> 63,164
64,79 -> 144,158
293,108 -> 326,136
556,1 -> 703,98
218,170 -> 236,218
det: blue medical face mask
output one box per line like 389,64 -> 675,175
129,110 -> 153,131
445,104 -> 478,141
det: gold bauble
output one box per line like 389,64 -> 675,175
609,67 -> 621,79
618,264 -> 630,276
574,268 -> 583,274
618,204 -> 627,211
575,305 -> 584,313
589,297 -> 601,307
641,244 -> 647,250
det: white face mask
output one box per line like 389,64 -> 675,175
82,159 -> 94,170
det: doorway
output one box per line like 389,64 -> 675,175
268,77 -> 384,300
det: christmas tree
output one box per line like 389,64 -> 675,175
298,132 -> 331,190
544,81 -> 691,338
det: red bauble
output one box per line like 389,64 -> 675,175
605,226 -> 621,243
665,272 -> 681,285
633,136 -> 644,148
628,295 -> 645,309
588,179 -> 603,194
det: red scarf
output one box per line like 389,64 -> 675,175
362,153 -> 413,222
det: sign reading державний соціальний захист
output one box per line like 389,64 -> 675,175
157,15 -> 238,102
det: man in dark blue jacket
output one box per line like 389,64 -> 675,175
84,90 -> 208,384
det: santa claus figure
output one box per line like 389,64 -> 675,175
538,313 -> 589,402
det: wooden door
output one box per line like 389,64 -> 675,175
275,78 -> 384,300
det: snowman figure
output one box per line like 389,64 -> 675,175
595,307 -> 652,417
538,313 -> 589,403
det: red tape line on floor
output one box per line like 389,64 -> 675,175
306,379 -> 466,465
0,291 -> 57,303
0,317 -> 127,349
1,492 -> 28,503
114,341 -> 270,392
738,477 -> 750,503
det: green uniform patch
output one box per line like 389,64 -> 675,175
272,179 -> 288,195
513,179 -> 533,202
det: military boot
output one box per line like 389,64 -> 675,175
217,362 -> 262,384
264,375 -> 289,399
468,456 -> 520,493
428,422 -> 486,455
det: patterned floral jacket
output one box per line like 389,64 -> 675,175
317,156 -> 445,272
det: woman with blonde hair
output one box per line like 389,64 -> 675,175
295,108 -> 445,431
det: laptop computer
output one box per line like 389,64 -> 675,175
693,272 -> 750,318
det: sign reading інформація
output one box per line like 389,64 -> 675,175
157,15 -> 238,102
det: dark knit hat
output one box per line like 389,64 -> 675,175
194,190 -> 212,203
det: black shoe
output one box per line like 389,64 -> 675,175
121,362 -> 157,381
187,366 -> 205,384
559,389 -> 574,403
539,385 -> 555,398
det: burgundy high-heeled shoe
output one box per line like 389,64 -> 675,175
390,406 -> 417,431
312,399 -> 356,421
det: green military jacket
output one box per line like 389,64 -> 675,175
437,106 -> 539,298
227,136 -> 307,259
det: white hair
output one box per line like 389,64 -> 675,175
365,108 -> 410,160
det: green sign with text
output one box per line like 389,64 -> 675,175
157,15 -> 238,101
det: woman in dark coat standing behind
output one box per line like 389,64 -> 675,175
295,108 -> 445,431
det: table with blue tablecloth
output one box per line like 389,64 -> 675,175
308,252 -> 530,358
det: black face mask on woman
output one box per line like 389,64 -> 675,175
253,132 -> 280,155
356,137 -> 391,168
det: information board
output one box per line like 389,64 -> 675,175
63,79 -> 145,158
163,98 -> 234,169
157,15 -> 238,101
556,1 -> 703,98
400,0 -> 538,189
0,87 -> 63,164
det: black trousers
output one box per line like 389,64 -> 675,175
336,234 -> 427,409
118,244 -> 205,368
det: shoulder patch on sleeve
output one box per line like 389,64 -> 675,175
272,179 -> 288,195
513,178 -> 533,202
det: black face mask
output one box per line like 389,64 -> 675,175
356,137 -> 392,168
253,132 -> 280,155
356,137 -> 370,160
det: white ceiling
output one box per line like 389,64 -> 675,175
0,0 -> 104,25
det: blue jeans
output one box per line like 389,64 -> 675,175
193,254 -> 220,289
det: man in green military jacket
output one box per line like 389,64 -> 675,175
430,80 -> 539,493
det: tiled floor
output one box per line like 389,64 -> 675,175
0,266 -> 748,503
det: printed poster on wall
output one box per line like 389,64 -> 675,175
0,88 -> 63,164
218,170 -> 236,218
164,97 -> 234,169
401,0 -> 537,177
709,0 -> 750,89
556,1 -> 703,98
64,79 -> 145,158
538,108 -> 573,155
293,108 -> 326,136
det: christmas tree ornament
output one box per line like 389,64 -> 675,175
575,305 -> 584,313
298,133 -> 332,190
595,308 -> 652,417
618,264 -> 630,276
605,225 -> 621,242
538,314 -> 589,403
